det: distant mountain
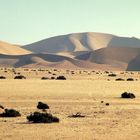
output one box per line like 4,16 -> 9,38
0,41 -> 31,55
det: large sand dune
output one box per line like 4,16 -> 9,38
22,32 -> 140,54
1,32 -> 140,70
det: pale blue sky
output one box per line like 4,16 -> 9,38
0,0 -> 140,45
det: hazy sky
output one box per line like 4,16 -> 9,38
0,0 -> 140,45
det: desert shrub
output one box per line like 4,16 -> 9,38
108,74 -> 117,77
121,92 -> 135,99
14,75 -> 26,79
56,76 -> 66,80
53,69 -> 57,71
37,102 -> 49,110
24,69 -> 29,71
41,77 -> 49,80
0,76 -> 6,79
0,105 -> 4,109
0,109 -> 21,117
127,78 -> 134,81
120,72 -> 124,74
115,78 -> 125,81
51,77 -> 55,80
68,112 -> 85,118
104,71 -> 109,74
105,103 -> 110,106
27,112 -> 59,123
31,69 -> 36,72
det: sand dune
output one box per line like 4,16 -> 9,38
21,32 -> 115,53
22,32 -> 140,55
127,53 -> 140,71
0,41 -> 31,55
75,47 -> 140,70
0,53 -> 122,70
1,32 -> 140,70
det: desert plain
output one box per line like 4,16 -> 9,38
0,68 -> 140,140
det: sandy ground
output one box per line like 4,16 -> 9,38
0,68 -> 140,140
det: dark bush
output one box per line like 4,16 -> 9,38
127,78 -> 134,81
0,109 -> 21,117
105,103 -> 110,106
56,76 -> 66,80
104,71 -> 109,74
51,77 -> 55,80
0,76 -> 6,79
41,77 -> 49,80
121,92 -> 136,99
14,75 -> 26,79
37,102 -> 49,110
115,78 -> 125,81
27,112 -> 59,123
108,74 -> 117,77
68,112 -> 85,118
0,105 -> 4,109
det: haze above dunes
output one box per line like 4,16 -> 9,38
1,32 -> 140,70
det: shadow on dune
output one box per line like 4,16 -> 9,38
107,36 -> 140,48
126,54 -> 140,71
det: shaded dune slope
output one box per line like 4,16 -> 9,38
22,32 -> 140,55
